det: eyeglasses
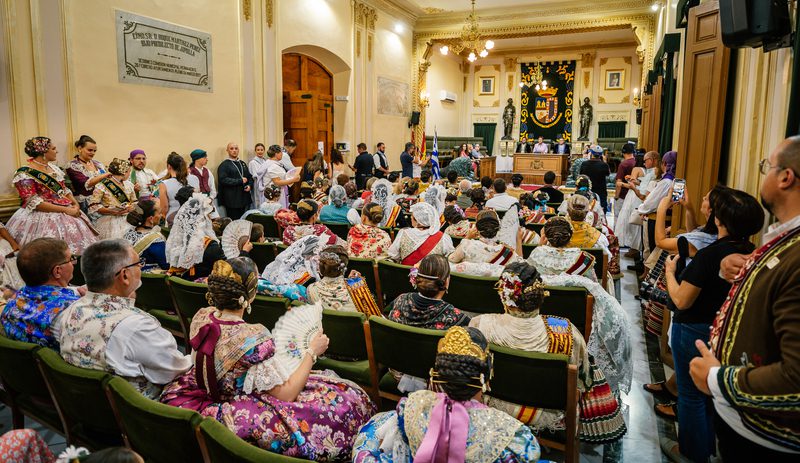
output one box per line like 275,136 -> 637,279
114,258 -> 145,276
759,158 -> 783,175
51,254 -> 78,272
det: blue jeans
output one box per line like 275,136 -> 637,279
672,322 -> 715,462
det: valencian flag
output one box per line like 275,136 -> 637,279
519,60 -> 575,142
430,129 -> 441,180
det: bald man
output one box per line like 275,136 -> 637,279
217,142 -> 254,219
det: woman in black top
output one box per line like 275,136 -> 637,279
662,187 -> 764,463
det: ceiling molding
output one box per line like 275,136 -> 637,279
369,0 -> 422,23
488,40 -> 640,58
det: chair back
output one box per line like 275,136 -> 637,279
322,309 -> 368,360
321,222 -> 350,241
71,255 -> 85,286
367,317 -> 443,379
450,236 -> 462,249
35,348 -> 122,447
244,295 -> 289,331
346,257 -> 380,301
376,261 -> 413,307
167,277 -> 210,342
524,222 -> 545,235
246,213 -> 281,239
249,242 -> 277,273
522,243 -> 537,259
197,419 -> 307,463
136,273 -> 171,312
582,247 -> 606,283
160,227 -> 171,239
445,272 -> 503,314
105,376 -> 204,463
546,202 -> 562,210
378,226 -> 394,240
540,286 -> 593,338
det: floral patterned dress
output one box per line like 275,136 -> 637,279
1,285 -> 81,348
445,219 -> 472,238
88,178 -> 136,239
0,429 -> 54,463
388,292 -> 469,330
347,224 -> 391,259
6,165 -> 97,254
160,308 -> 375,461
65,157 -> 106,206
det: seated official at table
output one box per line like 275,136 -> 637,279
532,136 -> 549,154
552,137 -> 571,155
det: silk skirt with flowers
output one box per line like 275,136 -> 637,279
160,339 -> 375,461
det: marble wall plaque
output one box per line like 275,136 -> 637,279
116,10 -> 212,92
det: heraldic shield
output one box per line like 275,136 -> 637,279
534,87 -> 559,125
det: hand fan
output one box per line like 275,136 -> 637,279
221,220 -> 252,259
271,302 -> 323,374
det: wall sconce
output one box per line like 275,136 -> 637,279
420,90 -> 431,108
633,87 -> 641,108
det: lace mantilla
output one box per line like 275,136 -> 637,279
242,355 -> 290,393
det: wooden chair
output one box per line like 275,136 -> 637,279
196,419 -> 307,463
541,286 -> 594,338
249,242 -> 277,273
445,272 -> 504,315
376,260 -> 414,309
489,344 -> 580,463
0,336 -> 63,433
105,377 -> 204,463
321,221 -> 350,241
246,213 -> 281,239
366,316 -> 444,405
167,276 -> 210,349
35,348 -> 123,448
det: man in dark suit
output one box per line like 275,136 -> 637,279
353,142 -> 374,189
551,137 -> 571,155
515,138 -> 532,153
535,171 -> 565,203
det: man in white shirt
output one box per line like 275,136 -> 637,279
485,178 -> 519,211
254,144 -> 300,208
57,240 -> 191,399
280,139 -> 298,172
128,149 -> 158,199
373,142 -> 390,179
532,136 -> 549,154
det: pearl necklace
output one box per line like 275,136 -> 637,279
30,158 -> 51,168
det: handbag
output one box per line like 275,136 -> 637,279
628,208 -> 643,225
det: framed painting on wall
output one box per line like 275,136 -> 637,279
605,70 -> 624,90
479,76 -> 495,95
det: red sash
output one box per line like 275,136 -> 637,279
401,231 -> 443,266
489,245 -> 516,265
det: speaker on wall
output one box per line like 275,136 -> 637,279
720,0 -> 791,50
409,111 -> 421,126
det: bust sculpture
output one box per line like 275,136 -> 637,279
502,98 -> 515,140
578,97 -> 593,141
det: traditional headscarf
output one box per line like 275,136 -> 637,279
165,193 -> 217,270
190,149 -> 208,162
262,234 -> 327,284
662,151 -> 677,180
424,184 -> 447,216
411,202 -> 439,236
328,184 -> 347,208
108,158 -> 132,176
371,179 -> 396,227
24,137 -> 51,158
129,149 -> 145,160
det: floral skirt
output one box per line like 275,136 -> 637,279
6,208 -> 97,254
161,370 -> 375,461
94,215 -> 130,240
0,429 -> 54,463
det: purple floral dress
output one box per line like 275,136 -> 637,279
160,308 -> 375,461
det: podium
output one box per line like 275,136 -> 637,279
476,157 -> 496,179
512,154 -> 569,185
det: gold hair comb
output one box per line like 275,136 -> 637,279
523,280 -> 550,297
437,327 -> 488,361
211,260 -> 242,284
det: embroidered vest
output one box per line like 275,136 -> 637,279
190,166 -> 211,194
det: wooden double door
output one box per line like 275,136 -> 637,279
282,53 -> 334,173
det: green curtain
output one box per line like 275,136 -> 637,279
598,122 -> 626,139
473,123 -> 496,155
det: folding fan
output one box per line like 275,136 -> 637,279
271,303 -> 324,374
221,219 -> 252,259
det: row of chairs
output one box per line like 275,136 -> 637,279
0,335 -> 307,462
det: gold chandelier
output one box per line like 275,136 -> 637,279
519,62 -> 548,91
439,0 -> 494,62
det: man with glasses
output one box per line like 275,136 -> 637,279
58,240 -> 191,399
0,238 -> 81,348
691,136 -> 800,459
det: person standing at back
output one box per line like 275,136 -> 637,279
400,142 -> 416,179
580,146 -> 611,211
373,142 -> 390,179
217,142 -> 254,219
280,139 -> 298,172
537,171 -> 565,203
614,142 -> 637,224
353,143 -> 374,190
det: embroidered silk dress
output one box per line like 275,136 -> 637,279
307,276 -> 357,312
6,165 -> 97,254
0,429 -> 55,463
347,224 -> 391,259
449,238 -> 523,277
282,224 -> 344,247
88,178 -> 136,239
352,390 -> 541,462
387,292 -> 469,330
160,307 -> 375,461
445,219 -> 472,238
386,228 -> 454,264
470,312 -> 626,443
66,157 -> 106,207
0,285 -> 80,348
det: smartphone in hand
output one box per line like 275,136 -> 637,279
672,178 -> 686,202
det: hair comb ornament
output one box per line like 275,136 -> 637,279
211,260 -> 242,284
523,280 -> 550,297
437,327 -> 488,361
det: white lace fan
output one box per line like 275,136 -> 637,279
221,220 -> 252,259
272,303 -> 324,374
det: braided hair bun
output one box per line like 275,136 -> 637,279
543,216 -> 573,248
443,205 -> 464,225
433,327 -> 492,401
475,210 -> 500,239
503,262 -> 547,313
318,245 -> 348,278
362,202 -> 384,225
415,254 -> 450,297
207,257 -> 259,311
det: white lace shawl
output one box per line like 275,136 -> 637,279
371,179 -> 396,227
261,234 -> 326,285
497,203 -> 521,249
409,202 -> 439,236
165,193 -> 217,269
541,273 -> 632,394
423,184 -> 447,215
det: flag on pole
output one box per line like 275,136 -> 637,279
431,128 -> 441,180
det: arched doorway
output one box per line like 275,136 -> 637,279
282,53 -> 334,174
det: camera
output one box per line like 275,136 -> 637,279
639,280 -> 671,306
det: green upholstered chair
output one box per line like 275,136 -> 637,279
524,222 -> 545,235
316,310 -> 373,394
275,242 -> 288,255
196,419 -> 308,463
136,273 -> 182,339
71,255 -> 85,286
0,336 -> 62,432
366,317 -> 444,404
489,344 -> 580,463
249,242 -> 277,273
105,376 -> 204,463
167,276 -> 210,348
244,295 -> 289,331
35,348 -> 122,448
445,272 -> 504,314
346,257 -> 380,305
246,213 -> 281,239
547,202 -> 562,210
321,221 -> 350,241
540,286 -> 593,338
582,247 -> 607,287
376,261 -> 413,309
522,243 -> 538,259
